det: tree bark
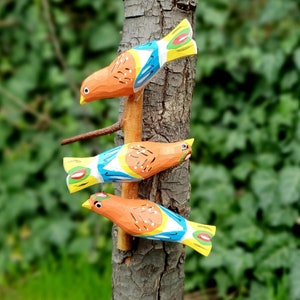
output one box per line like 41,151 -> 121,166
112,1 -> 197,299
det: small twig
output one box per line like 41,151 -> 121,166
0,85 -> 63,130
41,0 -> 79,99
0,18 -> 17,28
0,85 -> 42,119
61,119 -> 123,145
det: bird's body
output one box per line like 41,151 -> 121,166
64,139 -> 193,193
80,18 -> 197,104
82,192 -> 216,256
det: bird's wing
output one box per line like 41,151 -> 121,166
130,42 -> 161,90
97,146 -> 138,181
139,205 -> 187,242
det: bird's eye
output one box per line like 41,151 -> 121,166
83,87 -> 90,94
94,201 -> 102,208
181,143 -> 188,150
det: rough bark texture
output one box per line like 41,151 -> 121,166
112,1 -> 197,299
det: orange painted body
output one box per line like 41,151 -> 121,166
90,195 -> 163,236
121,140 -> 192,179
79,19 -> 197,104
82,192 -> 216,256
81,52 -> 137,102
64,139 -> 194,193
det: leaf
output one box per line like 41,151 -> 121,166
259,0 -> 295,24
68,237 -> 94,255
223,247 -> 254,283
293,48 -> 300,71
290,141 -> 300,164
238,192 -> 258,219
200,4 -> 228,27
200,249 -> 224,270
225,130 -> 246,154
255,153 -> 279,168
232,161 -> 254,181
256,232 -> 292,257
259,52 -> 285,83
67,46 -> 83,67
248,282 -> 270,300
268,95 -> 299,142
215,270 -> 231,297
0,121 -> 12,148
259,246 -> 291,270
281,70 -> 298,90
279,166 -> 300,204
231,224 -> 264,248
47,218 -> 75,247
266,206 -> 298,227
184,254 -> 198,272
251,169 -> 278,209
289,251 -> 300,300
191,164 -> 234,204
88,22 -> 121,51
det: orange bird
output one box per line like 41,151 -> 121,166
79,18 -> 197,104
82,192 -> 216,257
64,139 -> 193,193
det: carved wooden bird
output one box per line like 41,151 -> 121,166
64,139 -> 193,193
82,192 -> 216,256
79,18 -> 197,104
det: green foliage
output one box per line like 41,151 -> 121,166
1,253 -> 111,300
1,0 -> 300,299
186,0 -> 300,299
0,0 -> 121,292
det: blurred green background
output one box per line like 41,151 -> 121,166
1,0 -> 300,299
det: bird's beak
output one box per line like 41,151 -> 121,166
80,95 -> 86,105
82,200 -> 91,210
185,138 -> 194,147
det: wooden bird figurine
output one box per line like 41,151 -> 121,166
64,139 -> 193,193
82,192 -> 216,256
80,18 -> 197,104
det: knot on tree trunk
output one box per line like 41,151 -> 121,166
175,0 -> 197,12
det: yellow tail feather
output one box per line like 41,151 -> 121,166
183,221 -> 216,257
161,18 -> 197,62
63,156 -> 95,173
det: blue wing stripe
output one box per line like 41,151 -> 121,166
97,146 -> 136,182
133,41 -> 160,89
144,205 -> 187,242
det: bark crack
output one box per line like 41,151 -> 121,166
157,1 -> 165,33
157,242 -> 168,300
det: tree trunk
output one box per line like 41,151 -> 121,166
112,1 -> 198,299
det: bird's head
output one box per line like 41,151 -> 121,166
80,51 -> 137,104
169,138 -> 194,162
80,68 -> 111,104
64,156 -> 102,193
82,192 -> 111,214
146,139 -> 194,173
180,138 -> 193,162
